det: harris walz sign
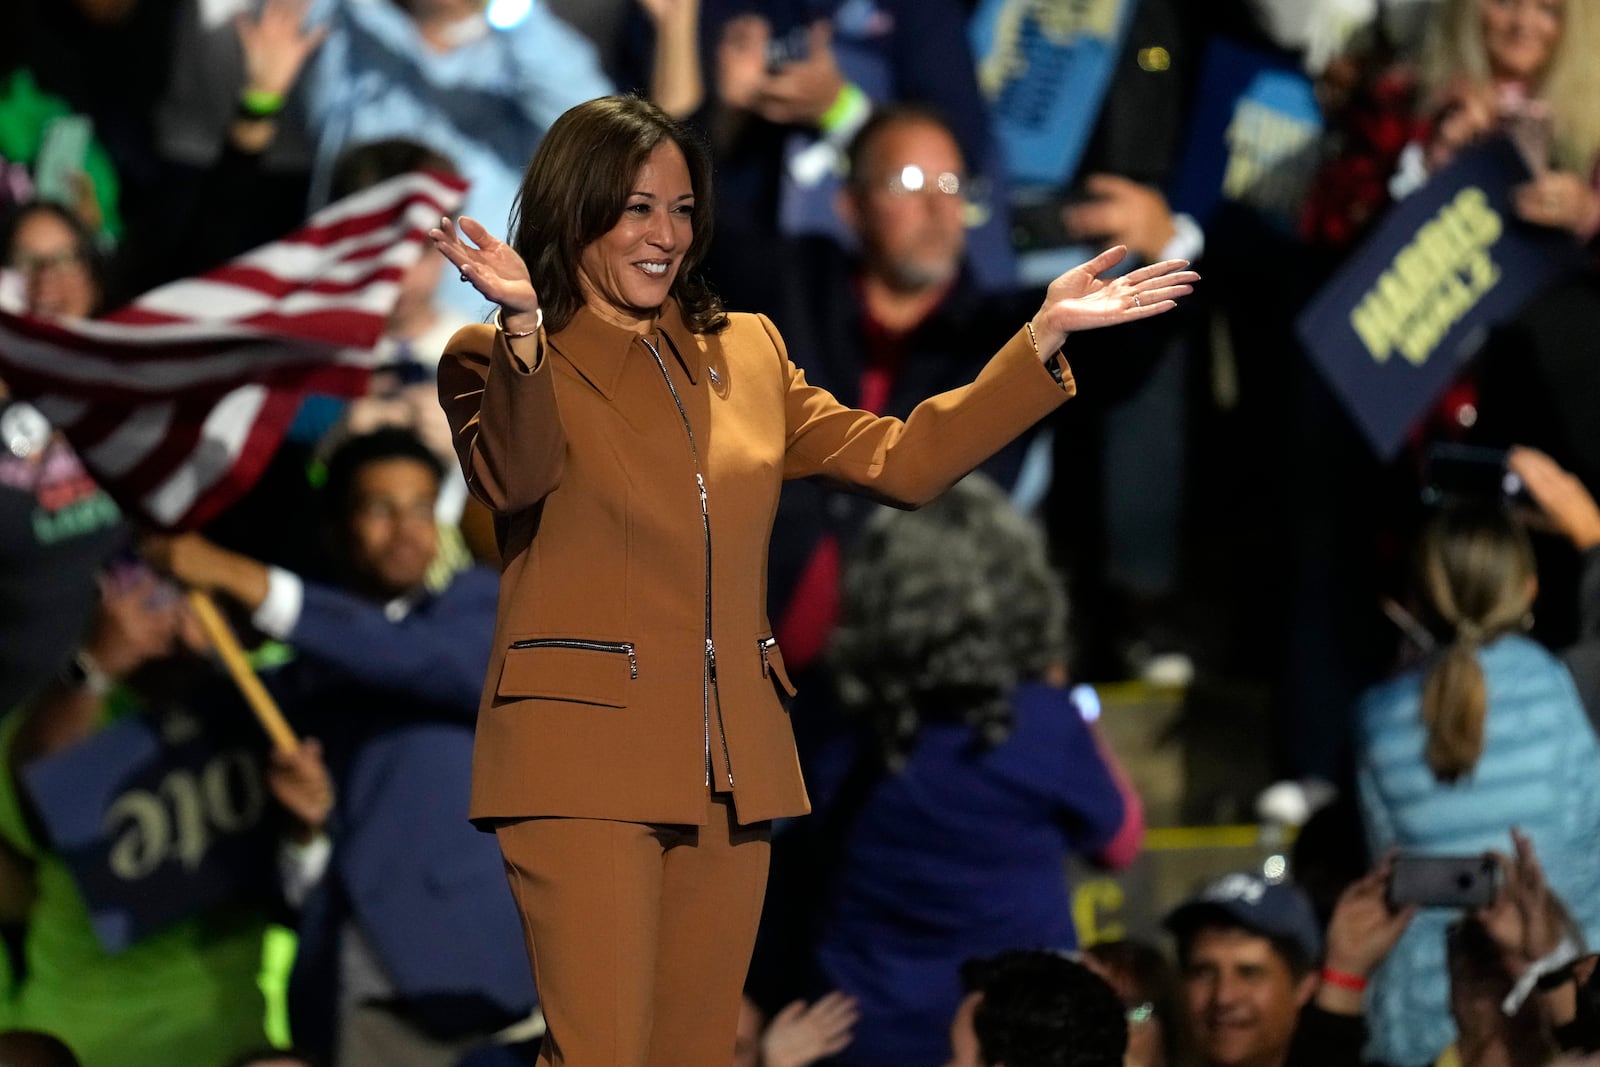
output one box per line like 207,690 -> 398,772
1295,136 -> 1587,459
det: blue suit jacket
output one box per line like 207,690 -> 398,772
271,566 -> 536,1048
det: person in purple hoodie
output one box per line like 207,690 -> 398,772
801,472 -> 1143,1067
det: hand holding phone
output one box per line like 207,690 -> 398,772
1421,443 -> 1537,513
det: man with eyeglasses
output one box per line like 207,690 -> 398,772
141,427 -> 535,1067
757,103 -> 1046,680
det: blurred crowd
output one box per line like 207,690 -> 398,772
5,0 -> 1600,1064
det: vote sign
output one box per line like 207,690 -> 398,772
23,704 -> 276,953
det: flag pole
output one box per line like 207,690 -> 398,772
185,590 -> 299,754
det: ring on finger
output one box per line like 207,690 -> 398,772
1133,294 -> 1142,308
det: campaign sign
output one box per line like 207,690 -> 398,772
970,0 -> 1136,188
1169,36 -> 1323,233
23,706 -> 275,953
1295,137 -> 1587,459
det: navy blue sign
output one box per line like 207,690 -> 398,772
23,704 -> 275,953
970,0 -> 1135,188
1295,137 -> 1587,459
1169,37 -> 1323,234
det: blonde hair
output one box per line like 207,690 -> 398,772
1416,507 -> 1537,783
1422,0 -> 1600,174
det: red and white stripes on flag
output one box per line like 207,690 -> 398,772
0,169 -> 466,530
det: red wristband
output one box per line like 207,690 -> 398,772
1321,967 -> 1368,993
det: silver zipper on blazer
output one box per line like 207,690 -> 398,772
759,636 -> 777,678
508,638 -> 638,679
641,336 -> 735,788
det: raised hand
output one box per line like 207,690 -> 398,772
83,568 -> 185,679
717,14 -> 773,113
1061,174 -> 1179,264
429,215 -> 539,319
1426,78 -> 1501,172
1028,246 -> 1197,357
1513,169 -> 1600,236
1509,446 -> 1600,550
1317,855 -> 1417,1016
752,22 -> 845,127
1325,856 -> 1417,979
1478,828 -> 1567,976
761,992 -> 859,1067
235,0 -> 327,100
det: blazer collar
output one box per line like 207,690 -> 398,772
549,299 -> 703,400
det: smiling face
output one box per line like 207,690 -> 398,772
7,207 -> 99,319
344,457 -> 439,598
1479,0 -> 1564,82
577,140 -> 696,326
1181,928 -> 1315,1067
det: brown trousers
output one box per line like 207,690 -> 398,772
495,793 -> 772,1067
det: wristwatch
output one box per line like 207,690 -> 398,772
59,649 -> 112,697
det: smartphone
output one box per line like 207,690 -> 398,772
1421,443 -> 1534,510
765,23 -> 812,73
1502,99 -> 1553,176
32,114 -> 93,209
1388,853 -> 1501,909
1009,197 -> 1073,252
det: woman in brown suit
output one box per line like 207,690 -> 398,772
428,95 -> 1195,1067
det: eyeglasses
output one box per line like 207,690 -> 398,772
10,248 -> 87,276
878,165 -> 965,198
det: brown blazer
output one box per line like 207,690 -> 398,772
438,300 -> 1073,827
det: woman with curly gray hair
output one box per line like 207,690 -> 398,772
807,474 -> 1144,1067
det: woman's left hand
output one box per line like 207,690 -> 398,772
1028,246 -> 1198,358
1512,169 -> 1600,237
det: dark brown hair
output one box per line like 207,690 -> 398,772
1416,505 -> 1537,783
507,95 -> 725,334
844,102 -> 963,192
330,138 -> 459,201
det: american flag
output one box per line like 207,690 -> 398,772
0,169 -> 466,530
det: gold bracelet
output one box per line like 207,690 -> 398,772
1026,320 -> 1068,388
496,306 -> 543,338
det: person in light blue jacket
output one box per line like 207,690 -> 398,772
299,0 -> 615,319
1355,496 -> 1600,1067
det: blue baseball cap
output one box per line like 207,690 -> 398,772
1164,872 -> 1323,962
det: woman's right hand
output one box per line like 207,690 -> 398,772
429,215 -> 540,323
1426,79 -> 1501,172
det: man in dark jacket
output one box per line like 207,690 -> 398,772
145,428 -> 534,1067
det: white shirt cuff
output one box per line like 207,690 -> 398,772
1390,141 -> 1429,202
279,831 -> 332,909
1160,212 -> 1206,264
252,566 -> 304,640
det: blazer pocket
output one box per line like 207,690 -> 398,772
758,635 -> 798,707
496,638 -> 637,707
